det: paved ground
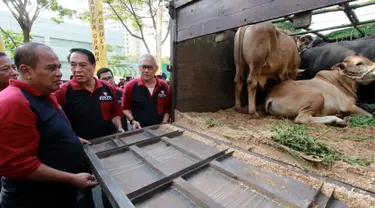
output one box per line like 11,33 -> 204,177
93,186 -> 104,208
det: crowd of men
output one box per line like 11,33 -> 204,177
0,43 -> 171,208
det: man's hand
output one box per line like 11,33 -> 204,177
117,128 -> 125,133
79,137 -> 91,145
70,173 -> 98,189
132,121 -> 141,130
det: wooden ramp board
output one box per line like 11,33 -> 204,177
84,124 -> 350,208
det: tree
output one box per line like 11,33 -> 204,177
161,56 -> 169,64
0,29 -> 25,57
2,0 -> 76,43
104,0 -> 170,54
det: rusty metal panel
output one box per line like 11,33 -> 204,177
84,124 -> 354,207
175,0 -> 351,42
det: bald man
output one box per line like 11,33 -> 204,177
0,43 -> 98,208
0,52 -> 18,91
121,54 -> 171,130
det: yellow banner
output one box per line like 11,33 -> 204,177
88,0 -> 107,72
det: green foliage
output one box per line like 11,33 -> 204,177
3,0 -> 77,42
103,0 -> 170,53
161,56 -> 170,64
108,54 -> 127,66
0,30 -> 26,57
274,22 -> 303,34
108,54 -> 139,66
106,44 -> 123,52
205,118 -> 221,128
346,115 -> 375,127
271,122 -> 370,166
326,24 -> 375,41
47,0 -> 76,24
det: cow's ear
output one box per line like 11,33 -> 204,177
300,35 -> 312,44
331,63 -> 346,72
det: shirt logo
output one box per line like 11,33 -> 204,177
99,91 -> 113,101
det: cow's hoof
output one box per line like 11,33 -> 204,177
235,107 -> 248,114
249,112 -> 261,119
334,118 -> 347,127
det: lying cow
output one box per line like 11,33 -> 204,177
265,56 -> 375,127
297,35 -> 375,103
298,34 -> 375,80
233,21 -> 300,118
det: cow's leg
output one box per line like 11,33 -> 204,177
234,68 -> 244,112
296,115 -> 347,127
294,94 -> 347,127
246,69 -> 260,118
344,104 -> 374,117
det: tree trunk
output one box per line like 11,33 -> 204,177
22,27 -> 31,43
156,6 -> 162,74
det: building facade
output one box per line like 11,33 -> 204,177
0,10 -> 130,80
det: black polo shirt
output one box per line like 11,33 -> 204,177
54,78 -> 122,140
122,77 -> 171,127
0,80 -> 85,207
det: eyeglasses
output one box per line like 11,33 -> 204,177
101,76 -> 113,81
139,65 -> 155,70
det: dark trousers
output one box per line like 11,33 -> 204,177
76,189 -> 95,208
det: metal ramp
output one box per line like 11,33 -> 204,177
84,124 -> 351,208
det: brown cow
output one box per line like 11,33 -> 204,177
234,21 -> 301,118
265,56 -> 375,127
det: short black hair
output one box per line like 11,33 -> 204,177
14,42 -> 48,70
97,67 -> 113,78
67,48 -> 96,65
0,52 -> 7,57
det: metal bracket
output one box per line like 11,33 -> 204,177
293,11 -> 312,29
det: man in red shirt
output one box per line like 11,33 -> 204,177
97,67 -> 129,132
122,54 -> 171,130
0,43 -> 98,208
0,52 -> 18,91
54,48 -> 124,208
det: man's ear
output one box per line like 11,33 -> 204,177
19,64 -> 32,80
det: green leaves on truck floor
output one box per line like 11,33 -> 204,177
270,121 -> 370,167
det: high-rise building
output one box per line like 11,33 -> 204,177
105,20 -> 147,58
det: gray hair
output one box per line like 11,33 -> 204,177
139,54 -> 158,66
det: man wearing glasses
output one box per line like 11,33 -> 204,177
122,54 -> 171,130
97,67 -> 128,132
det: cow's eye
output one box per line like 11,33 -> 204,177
356,62 -> 364,66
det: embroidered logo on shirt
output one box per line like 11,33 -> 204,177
99,91 -> 113,101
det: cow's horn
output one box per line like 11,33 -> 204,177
297,69 -> 305,73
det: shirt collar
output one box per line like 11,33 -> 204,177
70,77 -> 103,91
9,79 -> 44,97
137,76 -> 161,88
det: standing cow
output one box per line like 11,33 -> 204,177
233,21 -> 301,118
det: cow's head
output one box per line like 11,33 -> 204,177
293,35 -> 313,53
333,56 -> 375,85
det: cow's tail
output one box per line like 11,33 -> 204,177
238,25 -> 248,71
265,99 -> 273,115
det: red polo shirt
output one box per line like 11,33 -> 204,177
54,78 -> 122,139
122,77 -> 171,127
